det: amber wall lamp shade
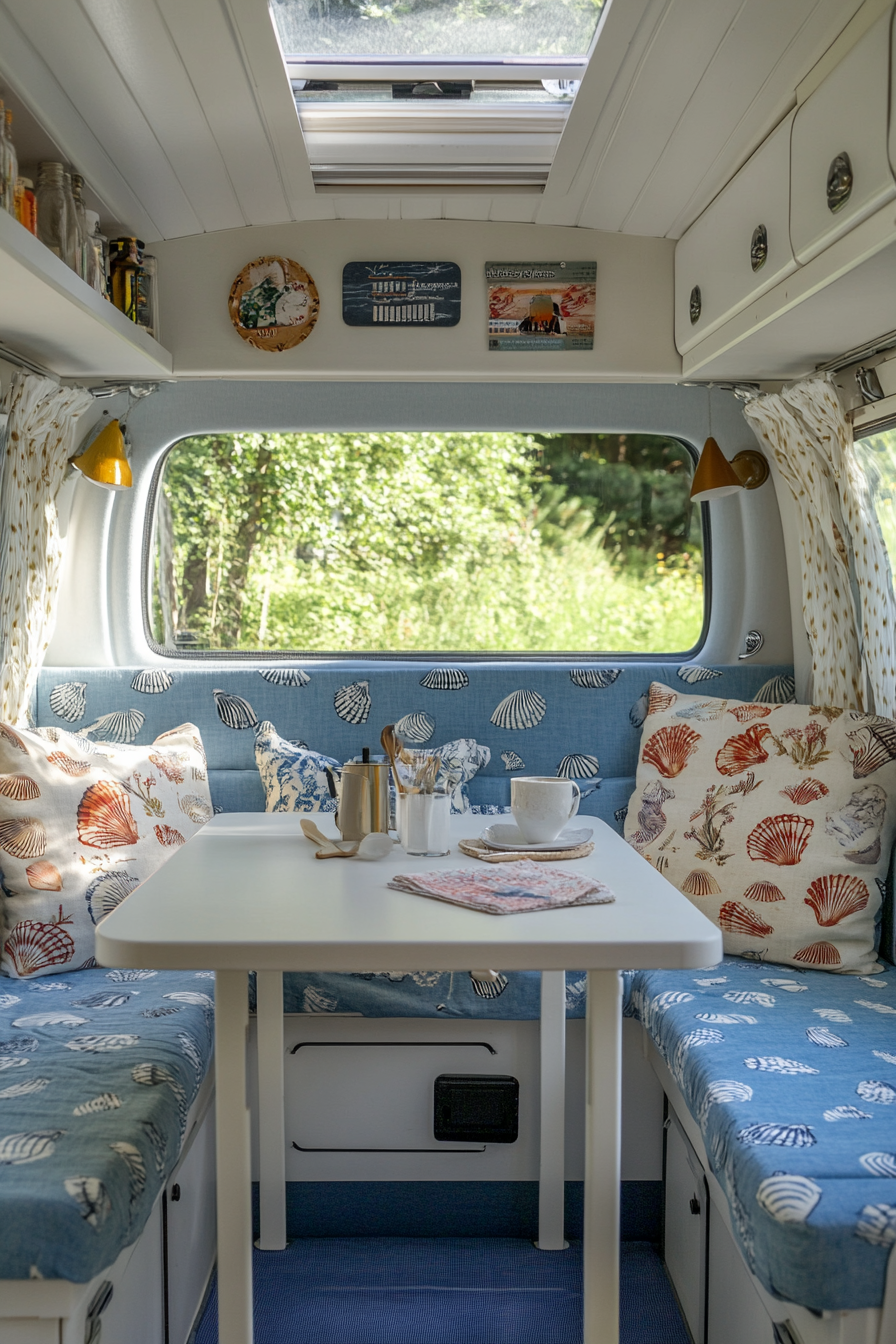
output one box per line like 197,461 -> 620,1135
70,419 -> 133,491
689,436 -> 742,503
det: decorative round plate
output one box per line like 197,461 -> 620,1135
228,255 -> 320,352
480,823 -> 593,853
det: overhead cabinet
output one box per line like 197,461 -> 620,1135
675,112 -> 797,355
790,6 -> 896,266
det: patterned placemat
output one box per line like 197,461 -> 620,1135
459,837 -> 594,863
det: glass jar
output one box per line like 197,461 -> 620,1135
136,253 -> 157,338
35,162 -> 68,261
3,110 -> 16,215
109,236 -> 144,322
70,173 -> 89,279
62,171 -> 79,270
82,210 -> 107,296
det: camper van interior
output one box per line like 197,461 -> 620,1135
2,1 -> 896,1342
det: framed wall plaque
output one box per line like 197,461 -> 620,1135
343,262 -> 461,327
486,261 -> 596,352
228,255 -> 319,351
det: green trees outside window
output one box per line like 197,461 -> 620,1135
148,431 -> 704,654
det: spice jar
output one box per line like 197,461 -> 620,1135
109,236 -> 144,322
35,162 -> 70,262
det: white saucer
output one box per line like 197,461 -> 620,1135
480,823 -> 593,853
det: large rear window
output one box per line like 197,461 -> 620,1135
146,431 -> 705,655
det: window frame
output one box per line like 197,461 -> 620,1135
141,430 -> 711,664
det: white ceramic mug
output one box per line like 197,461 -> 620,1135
511,776 -> 581,845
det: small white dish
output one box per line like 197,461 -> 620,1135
480,823 -> 593,853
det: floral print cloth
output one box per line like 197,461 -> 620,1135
387,860 -> 614,914
625,684 -> 896,975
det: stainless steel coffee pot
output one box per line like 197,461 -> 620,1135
326,750 -> 391,841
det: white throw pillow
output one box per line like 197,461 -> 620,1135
624,683 -> 896,974
0,721 -> 212,979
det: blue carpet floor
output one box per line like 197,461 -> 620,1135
193,1239 -> 689,1343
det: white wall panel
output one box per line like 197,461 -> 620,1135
77,0 -> 247,234
5,0 -> 203,239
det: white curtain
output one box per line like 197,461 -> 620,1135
0,372 -> 93,725
743,376 -> 896,716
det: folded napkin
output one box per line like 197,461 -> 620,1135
387,859 -> 615,915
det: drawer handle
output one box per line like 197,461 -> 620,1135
689,1195 -> 701,1215
750,224 -> 767,272
689,285 -> 702,325
170,1182 -> 181,1202
827,152 -> 853,213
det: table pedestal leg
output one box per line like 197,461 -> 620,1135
215,970 -> 253,1344
256,971 -> 286,1250
537,969 -> 567,1250
583,970 -> 622,1344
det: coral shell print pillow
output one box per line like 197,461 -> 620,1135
624,684 -> 896,974
0,721 -> 212,979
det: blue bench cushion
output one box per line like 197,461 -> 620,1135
0,968 -> 214,1281
628,956 -> 896,1312
34,662 -> 796,833
266,969 -> 589,1018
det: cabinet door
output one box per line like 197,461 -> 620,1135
675,111 -> 797,355
790,7 -> 896,265
664,1112 -> 707,1343
165,1105 -> 217,1344
707,1204 -> 775,1344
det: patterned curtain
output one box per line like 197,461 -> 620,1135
0,372 -> 93,725
743,376 -> 896,716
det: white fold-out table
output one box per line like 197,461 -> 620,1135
96,813 -> 721,1344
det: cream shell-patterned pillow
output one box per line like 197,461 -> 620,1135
0,721 -> 212,978
624,684 -> 896,974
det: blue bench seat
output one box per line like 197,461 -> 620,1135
268,968 -> 589,1018
628,956 -> 896,1312
0,968 -> 214,1281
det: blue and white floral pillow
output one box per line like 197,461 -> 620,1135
255,721 -> 339,813
434,737 -> 492,813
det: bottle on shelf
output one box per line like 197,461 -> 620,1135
136,252 -> 158,339
109,236 -> 144,322
82,210 -> 107,296
14,177 -> 36,234
62,170 -> 79,271
70,173 -> 89,280
35,161 -> 68,261
2,109 -> 16,215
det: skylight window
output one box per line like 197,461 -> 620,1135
273,0 -> 604,187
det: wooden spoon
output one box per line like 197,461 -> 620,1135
300,818 -> 359,859
380,723 -> 405,793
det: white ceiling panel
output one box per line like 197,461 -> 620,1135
5,0 -> 203,239
77,0 -> 247,233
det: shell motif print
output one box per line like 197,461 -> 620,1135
806,1026 -> 848,1047
0,817 -> 47,860
857,1080 -> 896,1105
25,861 -> 62,891
0,1130 -> 65,1165
630,780 -> 674,848
258,667 -> 311,687
804,874 -> 869,926
719,902 -> 774,938
743,881 -> 785,903
846,717 -> 896,778
49,681 -> 87,722
859,1153 -> 896,1178
78,709 -> 145,743
745,814 -> 813,866
77,781 -> 139,849
736,1123 -> 816,1148
756,1175 -> 822,1223
0,725 -> 28,753
825,785 -> 887,863
179,794 -> 213,825
782,779 -> 829,806
213,690 -> 258,731
85,872 -> 139,924
641,724 -> 701,778
557,754 -> 600,779
65,1177 -> 112,1228
131,670 -> 174,694
682,869 -> 721,897
754,674 -> 796,704
0,774 -> 39,801
727,704 -> 772,724
569,668 -> 622,689
490,690 -> 547,731
856,1205 -> 896,1246
501,751 -> 525,772
154,825 -> 185,847
677,665 -> 723,684
715,725 -> 771,776
420,668 -> 469,691
46,753 -> 92,777
395,712 -> 435,744
793,941 -> 841,967
334,681 -> 371,725
5,908 -> 75,976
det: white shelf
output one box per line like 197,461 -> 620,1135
0,207 -> 172,379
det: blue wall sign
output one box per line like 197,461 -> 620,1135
342,262 -> 461,327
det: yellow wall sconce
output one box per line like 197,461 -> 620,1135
690,441 -> 770,502
69,416 -> 133,491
